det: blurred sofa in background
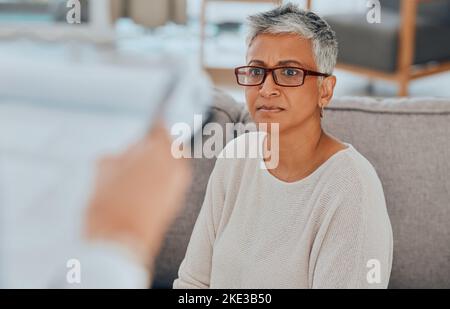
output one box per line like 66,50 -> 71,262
324,0 -> 450,96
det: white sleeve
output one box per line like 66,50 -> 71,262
310,179 -> 392,289
173,160 -> 226,289
50,241 -> 151,289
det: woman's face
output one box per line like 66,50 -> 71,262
245,33 -> 334,134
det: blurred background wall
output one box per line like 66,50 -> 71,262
1,0 -> 449,102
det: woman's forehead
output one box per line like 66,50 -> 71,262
246,34 -> 315,67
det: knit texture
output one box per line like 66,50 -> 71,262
174,132 -> 393,289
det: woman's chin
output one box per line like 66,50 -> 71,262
254,109 -> 285,122
254,119 -> 284,133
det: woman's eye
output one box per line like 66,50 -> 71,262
249,68 -> 264,76
282,69 -> 299,76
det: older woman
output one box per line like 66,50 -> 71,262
174,3 -> 393,289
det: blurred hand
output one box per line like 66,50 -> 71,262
85,121 -> 191,267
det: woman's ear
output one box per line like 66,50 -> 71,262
319,75 -> 337,108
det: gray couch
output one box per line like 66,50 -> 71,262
152,90 -> 450,289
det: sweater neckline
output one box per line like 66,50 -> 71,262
257,132 -> 353,187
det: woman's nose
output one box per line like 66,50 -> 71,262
259,72 -> 280,98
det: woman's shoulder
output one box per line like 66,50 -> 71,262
326,144 -> 385,202
341,145 -> 382,185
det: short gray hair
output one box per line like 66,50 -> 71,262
246,3 -> 338,75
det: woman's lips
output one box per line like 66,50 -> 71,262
256,106 -> 285,113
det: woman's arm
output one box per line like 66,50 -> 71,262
173,160 -> 226,289
309,178 -> 393,289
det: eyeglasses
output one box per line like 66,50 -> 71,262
234,66 -> 330,87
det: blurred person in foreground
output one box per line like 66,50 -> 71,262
60,121 -> 191,288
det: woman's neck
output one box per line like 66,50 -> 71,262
264,119 -> 331,182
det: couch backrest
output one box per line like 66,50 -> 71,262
153,91 -> 450,289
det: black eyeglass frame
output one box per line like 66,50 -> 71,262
234,65 -> 331,87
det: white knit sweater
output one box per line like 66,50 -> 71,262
174,132 -> 393,289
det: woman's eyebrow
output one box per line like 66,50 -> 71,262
247,60 -> 265,65
277,60 -> 305,66
247,59 -> 306,67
